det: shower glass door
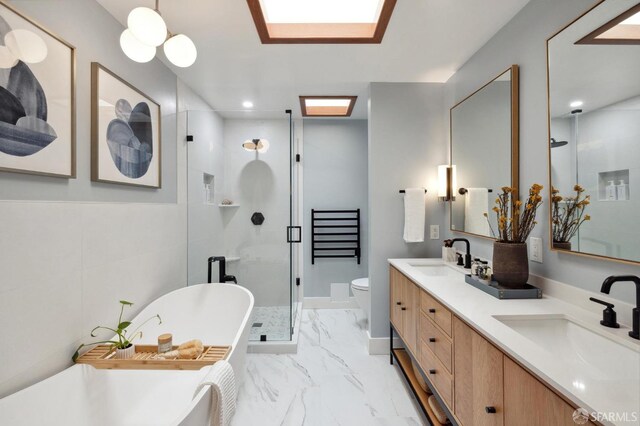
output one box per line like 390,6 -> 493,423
185,109 -> 296,341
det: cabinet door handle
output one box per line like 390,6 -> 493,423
429,337 -> 436,343
429,369 -> 436,375
428,308 -> 436,313
485,407 -> 497,414
401,307 -> 407,311
396,302 -> 402,305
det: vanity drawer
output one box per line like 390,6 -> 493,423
420,312 -> 453,374
420,340 -> 454,410
420,290 -> 452,337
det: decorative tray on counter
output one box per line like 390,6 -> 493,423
465,274 -> 542,300
75,344 -> 231,370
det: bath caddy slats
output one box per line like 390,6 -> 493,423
75,344 -> 231,370
311,209 -> 361,265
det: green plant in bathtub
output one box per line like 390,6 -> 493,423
72,300 -> 162,362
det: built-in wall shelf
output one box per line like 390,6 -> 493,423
218,204 -> 240,208
203,173 -> 214,204
598,169 -> 629,201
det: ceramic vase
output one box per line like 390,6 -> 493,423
492,242 -> 529,288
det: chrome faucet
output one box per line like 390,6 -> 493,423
451,238 -> 472,269
208,256 -> 238,284
600,275 -> 640,340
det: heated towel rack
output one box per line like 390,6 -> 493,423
311,209 -> 361,265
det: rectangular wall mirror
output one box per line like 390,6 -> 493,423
450,65 -> 519,238
548,0 -> 640,264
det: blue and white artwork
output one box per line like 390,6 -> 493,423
92,63 -> 160,188
106,99 -> 153,178
0,4 -> 74,177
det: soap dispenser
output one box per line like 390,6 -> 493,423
617,180 -> 628,201
606,180 -> 617,201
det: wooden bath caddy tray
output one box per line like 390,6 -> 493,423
75,345 -> 231,370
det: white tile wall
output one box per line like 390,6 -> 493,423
0,201 -> 187,398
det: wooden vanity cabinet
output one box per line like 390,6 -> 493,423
453,318 -> 596,426
454,317 -> 504,426
503,357 -> 594,426
389,265 -> 593,426
389,267 -> 419,356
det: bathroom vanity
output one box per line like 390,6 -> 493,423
389,259 -> 639,426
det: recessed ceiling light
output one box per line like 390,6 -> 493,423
569,100 -> 583,108
243,101 -> 254,108
247,0 -> 397,44
577,4 -> 640,45
299,96 -> 357,117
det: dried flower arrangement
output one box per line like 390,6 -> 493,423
551,185 -> 591,243
484,184 -> 544,243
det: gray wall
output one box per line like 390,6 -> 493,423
303,119 -> 368,297
444,0 -> 638,304
0,0 -> 187,397
0,0 -> 178,203
368,83 -> 447,338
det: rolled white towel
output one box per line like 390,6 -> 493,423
193,360 -> 236,426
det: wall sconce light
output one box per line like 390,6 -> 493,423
438,165 -> 456,202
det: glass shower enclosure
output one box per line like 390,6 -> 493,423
184,109 -> 300,342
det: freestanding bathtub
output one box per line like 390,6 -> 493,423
0,283 -> 254,426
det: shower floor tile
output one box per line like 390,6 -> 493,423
249,306 -> 291,341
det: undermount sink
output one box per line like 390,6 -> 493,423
408,263 -> 450,277
494,314 -> 640,383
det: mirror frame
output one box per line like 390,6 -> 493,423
545,0 -> 640,266
449,64 -> 520,239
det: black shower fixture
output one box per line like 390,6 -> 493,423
550,138 -> 568,148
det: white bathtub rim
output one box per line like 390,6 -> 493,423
172,283 -> 254,425
0,283 -> 255,426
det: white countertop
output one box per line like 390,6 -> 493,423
388,258 -> 640,426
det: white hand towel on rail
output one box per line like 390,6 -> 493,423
464,188 -> 490,236
193,360 -> 236,426
403,188 -> 426,243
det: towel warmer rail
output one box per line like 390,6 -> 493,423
311,209 -> 361,265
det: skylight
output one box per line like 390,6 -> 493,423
300,96 -> 357,117
247,0 -> 396,44
577,4 -> 640,45
261,0 -> 382,24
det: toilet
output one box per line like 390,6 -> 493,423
351,278 -> 370,320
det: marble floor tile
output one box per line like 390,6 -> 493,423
233,309 -> 425,426
249,306 -> 291,341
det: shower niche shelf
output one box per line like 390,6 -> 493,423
597,169 -> 629,201
203,173 -> 215,205
218,204 -> 240,208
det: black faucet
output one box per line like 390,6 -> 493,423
600,275 -> 640,340
208,256 -> 238,284
451,238 -> 472,269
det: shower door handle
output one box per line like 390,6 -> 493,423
287,226 -> 302,243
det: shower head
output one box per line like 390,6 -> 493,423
242,138 -> 270,153
550,138 -> 568,148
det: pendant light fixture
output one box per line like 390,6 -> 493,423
120,0 -> 197,68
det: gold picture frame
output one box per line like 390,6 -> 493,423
91,62 -> 162,189
0,0 -> 76,178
